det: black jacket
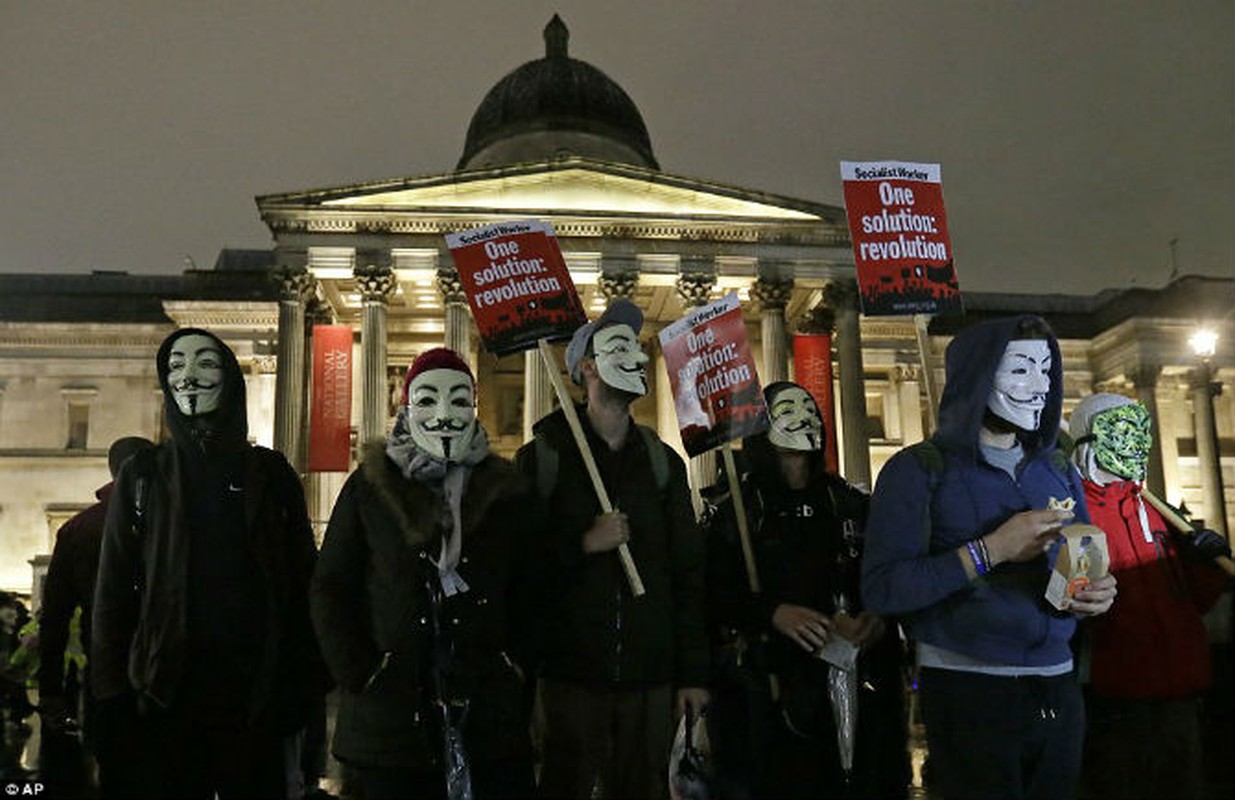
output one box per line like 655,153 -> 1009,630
514,407 -> 709,688
311,443 -> 550,769
705,434 -> 910,796
39,483 -> 109,698
91,443 -> 322,731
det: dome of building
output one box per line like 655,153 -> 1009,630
457,15 -> 659,171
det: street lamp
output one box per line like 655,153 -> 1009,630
1189,328 -> 1218,361
1189,326 -> 1226,538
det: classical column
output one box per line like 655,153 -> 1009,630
273,256 -> 315,471
437,268 -> 472,365
1190,366 -> 1228,537
1129,364 -> 1166,498
825,279 -> 872,489
677,270 -> 718,509
523,350 -> 556,440
751,276 -> 793,384
355,252 -> 396,446
893,365 -> 925,444
598,268 -> 639,304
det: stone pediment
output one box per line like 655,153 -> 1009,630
258,159 -> 839,223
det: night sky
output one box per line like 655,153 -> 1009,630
3,1 -> 1231,294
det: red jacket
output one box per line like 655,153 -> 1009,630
1084,479 -> 1227,699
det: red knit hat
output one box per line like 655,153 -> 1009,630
402,347 -> 474,404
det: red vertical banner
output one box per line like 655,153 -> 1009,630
840,160 -> 962,316
309,325 -> 353,472
793,333 -> 839,474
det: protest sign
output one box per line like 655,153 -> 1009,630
308,324 -> 353,472
840,160 -> 962,316
658,292 -> 769,457
445,220 -> 587,355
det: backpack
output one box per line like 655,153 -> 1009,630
534,424 -> 669,500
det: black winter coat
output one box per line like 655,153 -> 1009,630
91,443 -> 324,732
311,443 -> 551,770
514,408 -> 709,689
704,435 -> 910,797
40,482 -> 110,698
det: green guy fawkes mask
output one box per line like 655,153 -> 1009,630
1090,402 -> 1152,481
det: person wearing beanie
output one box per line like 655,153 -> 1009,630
862,315 -> 1117,800
92,328 -> 325,799
703,381 -> 910,799
312,347 -> 550,800
514,299 -> 709,800
1068,393 -> 1229,800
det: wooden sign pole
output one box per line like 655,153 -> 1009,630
721,442 -> 760,594
1141,488 -> 1235,577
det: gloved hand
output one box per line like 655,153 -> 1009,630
1176,528 -> 1232,562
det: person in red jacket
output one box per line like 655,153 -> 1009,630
1069,393 -> 1230,800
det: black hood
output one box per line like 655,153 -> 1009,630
156,327 -> 248,452
933,314 -> 1063,460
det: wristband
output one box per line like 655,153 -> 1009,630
966,540 -> 990,576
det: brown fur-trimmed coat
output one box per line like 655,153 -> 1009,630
310,442 -> 550,769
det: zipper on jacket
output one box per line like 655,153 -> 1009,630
612,585 -> 623,683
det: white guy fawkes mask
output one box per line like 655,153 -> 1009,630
593,323 -> 649,397
987,339 -> 1051,431
407,368 -> 477,462
167,333 -> 226,417
768,385 -> 824,452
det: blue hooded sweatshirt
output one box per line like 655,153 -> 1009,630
860,315 -> 1089,667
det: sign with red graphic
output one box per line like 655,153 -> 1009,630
841,160 -> 962,316
446,220 -> 587,355
308,325 -> 353,472
793,332 -> 838,474
658,292 -> 769,457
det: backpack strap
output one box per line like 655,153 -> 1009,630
533,423 -> 670,500
905,440 -> 945,553
905,440 -> 945,493
127,447 -> 156,538
635,424 -> 669,493
124,447 -> 156,595
534,434 -> 558,500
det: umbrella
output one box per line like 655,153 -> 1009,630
826,594 -> 859,776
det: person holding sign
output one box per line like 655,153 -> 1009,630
703,381 -> 909,800
312,348 -> 550,800
515,299 -> 709,800
1067,394 -> 1229,800
861,316 -> 1117,800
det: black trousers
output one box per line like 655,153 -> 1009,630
138,711 -> 288,800
350,759 -> 534,800
919,667 -> 1084,800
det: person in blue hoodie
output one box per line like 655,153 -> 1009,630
861,315 -> 1117,800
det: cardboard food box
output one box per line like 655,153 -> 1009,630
1045,524 -> 1109,611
